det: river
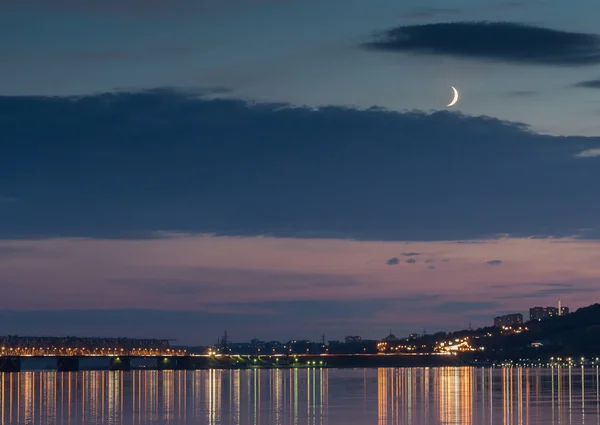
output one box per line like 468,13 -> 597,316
0,367 -> 598,424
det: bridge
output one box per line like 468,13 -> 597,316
0,336 -> 462,372
0,335 -> 180,356
0,335 -> 187,372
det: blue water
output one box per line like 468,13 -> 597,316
1,367 -> 599,424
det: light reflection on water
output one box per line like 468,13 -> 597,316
0,367 -> 599,424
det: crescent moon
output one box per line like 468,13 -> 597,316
447,86 -> 459,107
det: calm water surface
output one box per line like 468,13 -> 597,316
1,367 -> 599,424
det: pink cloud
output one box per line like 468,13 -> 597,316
1,235 -> 599,329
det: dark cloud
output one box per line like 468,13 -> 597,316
112,268 -> 359,298
401,252 -> 420,257
0,295 -> 444,343
501,286 -> 587,299
406,258 -> 417,264
486,260 -> 503,265
434,301 -> 500,313
574,79 -> 600,89
222,299 -> 392,321
493,0 -> 547,9
507,90 -> 538,97
386,257 -> 399,265
0,309 -> 274,345
363,22 -> 600,66
3,89 -> 600,241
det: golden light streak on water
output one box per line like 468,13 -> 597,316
1,367 -> 600,424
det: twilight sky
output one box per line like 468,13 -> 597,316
2,0 -> 600,344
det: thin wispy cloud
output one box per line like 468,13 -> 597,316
0,195 -> 17,204
402,7 -> 462,19
433,301 -> 501,313
507,90 -> 538,97
575,148 -> 600,158
501,287 -> 587,299
0,0 -> 268,16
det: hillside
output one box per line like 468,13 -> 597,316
472,303 -> 600,360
